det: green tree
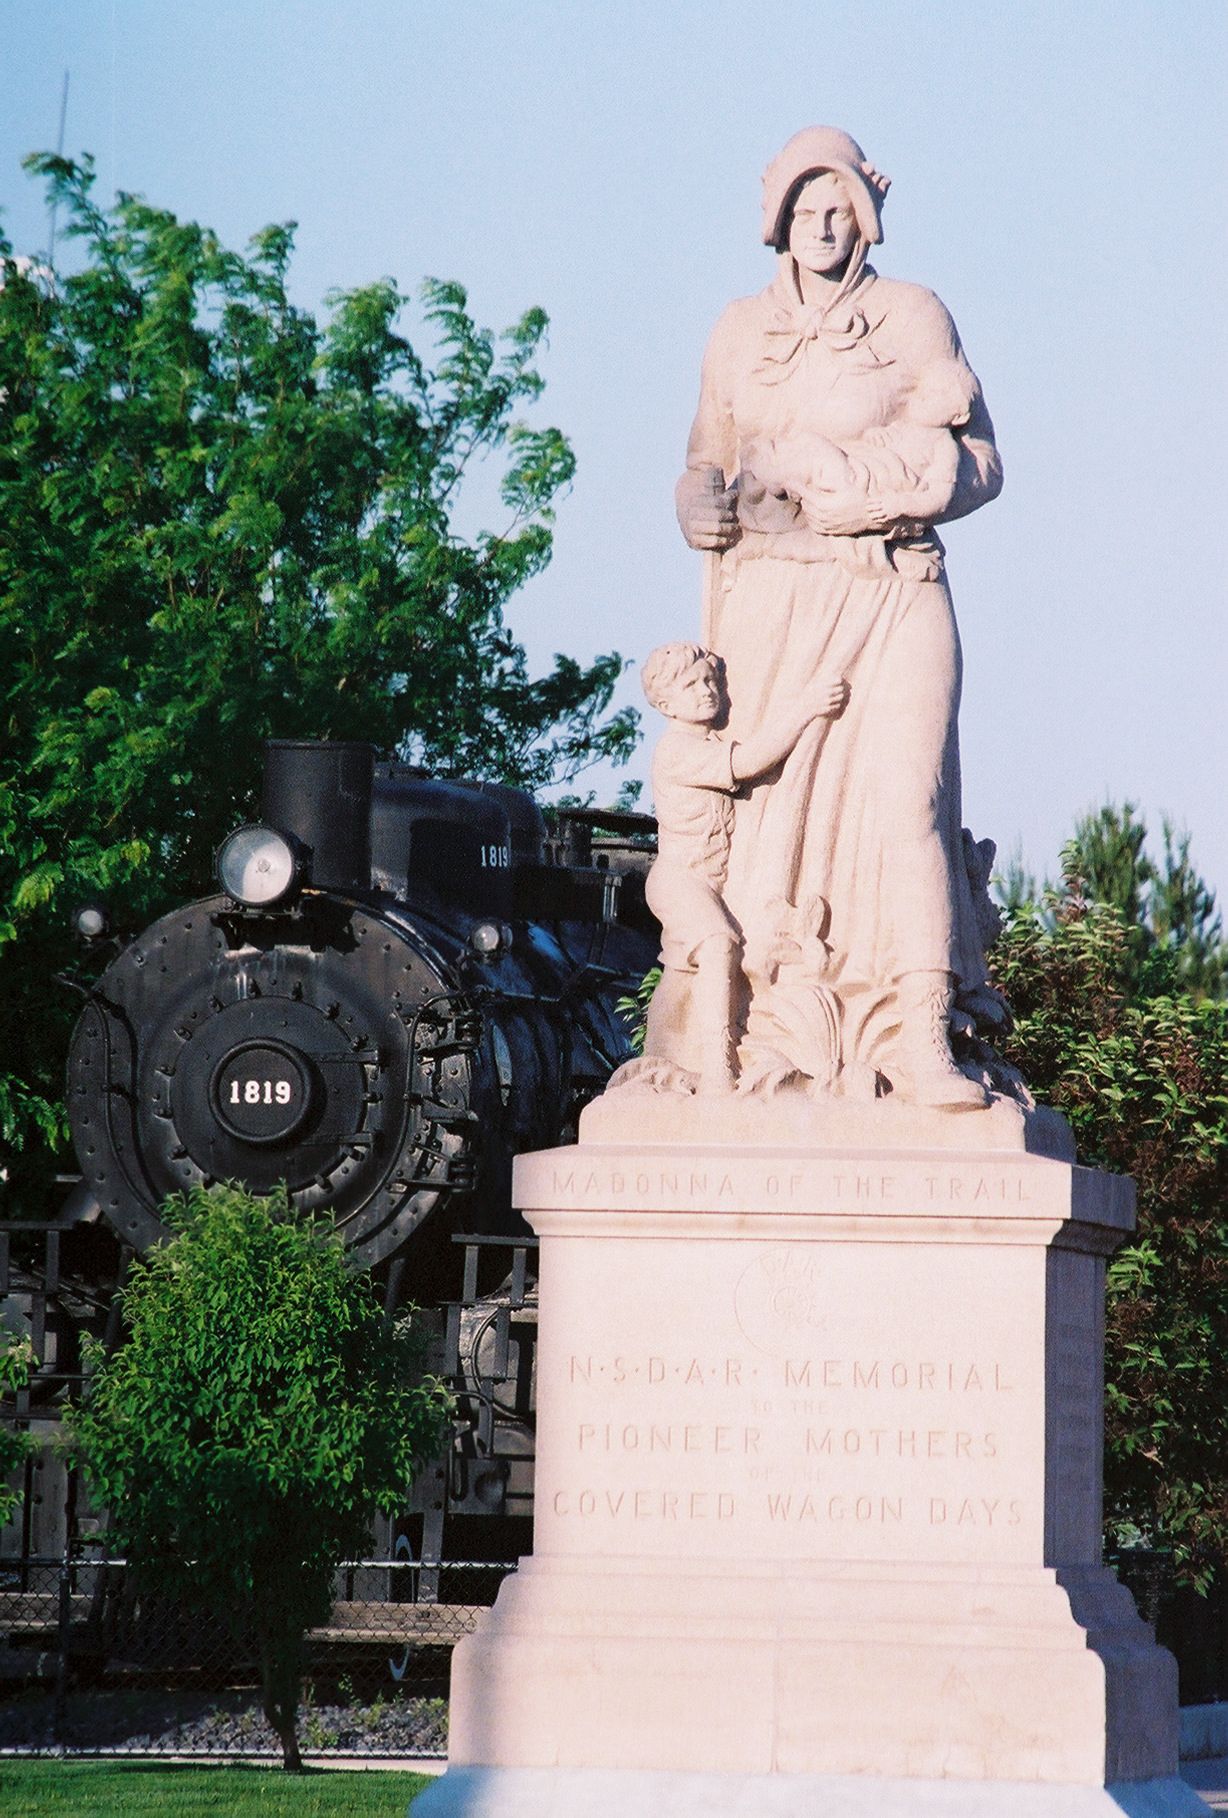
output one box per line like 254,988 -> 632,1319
1064,803 -> 1154,934
0,1335 -> 35,1523
992,861 -> 1228,1587
67,1183 -> 450,1769
1057,804 -> 1226,999
1149,819 -> 1226,999
0,154 -> 638,1209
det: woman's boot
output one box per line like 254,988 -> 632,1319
894,970 -> 989,1109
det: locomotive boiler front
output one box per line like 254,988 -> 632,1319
66,740 -> 651,1275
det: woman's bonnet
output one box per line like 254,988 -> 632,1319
761,126 -> 891,251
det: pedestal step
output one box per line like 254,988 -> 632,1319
410,1764 -> 1210,1817
447,1557 -> 1176,1785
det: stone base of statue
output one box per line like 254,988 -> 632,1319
411,1105 -> 1207,1817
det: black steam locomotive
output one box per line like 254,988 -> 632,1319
66,739 -> 657,1293
44,741 -> 658,1565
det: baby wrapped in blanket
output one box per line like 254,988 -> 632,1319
742,358 -> 977,530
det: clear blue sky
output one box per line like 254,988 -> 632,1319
3,1 -> 1226,899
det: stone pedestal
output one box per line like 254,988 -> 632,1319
413,1114 -> 1207,1816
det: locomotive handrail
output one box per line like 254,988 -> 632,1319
0,1220 -> 86,1230
447,1233 -> 539,1246
553,806 -> 657,837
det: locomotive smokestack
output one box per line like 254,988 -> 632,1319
262,740 -> 375,893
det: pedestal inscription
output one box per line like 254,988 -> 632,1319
545,1153 -> 1061,1214
523,1142 -> 1125,1581
537,1236 -> 1040,1566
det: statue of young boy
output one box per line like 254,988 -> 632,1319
639,642 -> 848,1093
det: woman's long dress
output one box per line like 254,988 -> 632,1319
684,258 -> 1003,1084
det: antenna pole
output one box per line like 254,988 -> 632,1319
47,69 -> 70,267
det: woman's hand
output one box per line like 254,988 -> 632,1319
676,466 -> 741,551
800,490 -> 893,537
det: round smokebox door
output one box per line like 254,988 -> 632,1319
210,1040 -> 316,1146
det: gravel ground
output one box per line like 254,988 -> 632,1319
0,1685 -> 448,1756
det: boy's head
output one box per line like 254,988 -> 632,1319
641,643 -> 725,724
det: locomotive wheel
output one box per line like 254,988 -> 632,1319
67,895 -> 480,1267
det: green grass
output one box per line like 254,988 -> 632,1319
0,1759 -> 434,1816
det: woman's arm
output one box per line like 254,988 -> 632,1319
803,284 -> 1003,536
936,383 -> 1004,524
885,284 -> 1003,527
677,308 -> 741,550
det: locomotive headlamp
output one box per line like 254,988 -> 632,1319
216,824 -> 302,908
71,900 -> 111,942
470,920 -> 512,960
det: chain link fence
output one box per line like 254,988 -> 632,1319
0,1549 -> 513,1758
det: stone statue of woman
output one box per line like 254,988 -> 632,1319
673,126 -> 1005,1108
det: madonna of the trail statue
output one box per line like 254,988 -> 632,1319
617,125 -> 1018,1111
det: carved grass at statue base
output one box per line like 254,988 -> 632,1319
413,1127 -> 1205,1816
